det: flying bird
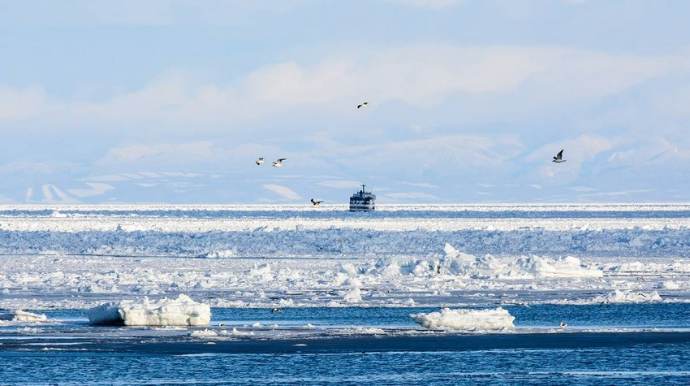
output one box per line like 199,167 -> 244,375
255,157 -> 265,166
560,321 -> 567,329
357,102 -> 368,109
270,307 -> 283,314
273,158 -> 286,168
311,198 -> 323,207
552,149 -> 566,163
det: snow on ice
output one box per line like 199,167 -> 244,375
358,243 -> 602,279
0,205 -> 689,310
410,307 -> 516,330
86,294 -> 211,326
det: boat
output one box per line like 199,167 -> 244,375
349,184 -> 376,211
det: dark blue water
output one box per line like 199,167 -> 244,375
2,343 -> 690,385
211,304 -> 690,329
25,303 -> 690,330
2,304 -> 690,385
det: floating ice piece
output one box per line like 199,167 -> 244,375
0,310 -> 48,322
410,307 -> 515,330
343,287 -> 362,303
594,290 -> 662,304
190,329 -> 218,338
86,294 -> 211,326
224,327 -> 254,337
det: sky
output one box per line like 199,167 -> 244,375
1,0 -> 690,204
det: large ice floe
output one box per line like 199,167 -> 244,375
410,307 -> 516,330
360,243 -> 602,279
86,294 -> 211,326
0,310 -> 48,322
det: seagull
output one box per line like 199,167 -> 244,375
552,149 -> 566,163
311,198 -> 323,207
273,158 -> 286,168
560,321 -> 567,329
270,307 -> 283,314
255,157 -> 265,166
357,102 -> 368,109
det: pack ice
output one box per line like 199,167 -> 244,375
86,294 -> 211,326
362,243 -> 602,279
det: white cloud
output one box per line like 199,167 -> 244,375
4,45 -> 689,135
381,192 -> 440,202
0,86 -> 52,120
263,184 -> 302,200
316,180 -> 364,189
97,141 -> 215,166
378,0 -> 468,8
402,182 -> 439,189
68,182 -> 115,198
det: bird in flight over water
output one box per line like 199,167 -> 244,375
311,198 -> 323,206
357,102 -> 368,109
552,150 -> 566,163
273,158 -> 286,167
255,157 -> 265,166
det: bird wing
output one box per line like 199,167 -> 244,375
557,150 -> 564,158
278,158 -> 286,162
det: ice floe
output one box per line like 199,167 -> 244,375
594,290 -> 662,304
0,310 -> 47,322
86,294 -> 211,326
343,287 -> 363,303
410,307 -> 515,330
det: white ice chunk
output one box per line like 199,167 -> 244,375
189,329 -> 218,338
0,310 -> 48,322
660,281 -> 680,290
86,294 -> 211,326
410,307 -> 515,330
594,289 -> 662,303
343,287 -> 362,303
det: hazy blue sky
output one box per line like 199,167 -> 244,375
1,0 -> 690,204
